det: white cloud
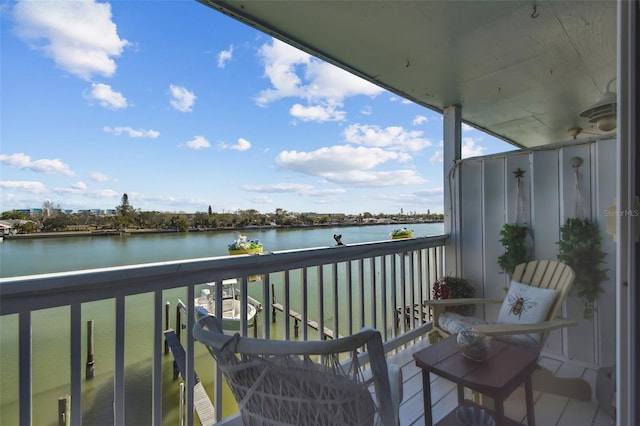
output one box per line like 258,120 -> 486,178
427,138 -> 487,163
274,145 -> 424,186
413,115 -> 428,125
276,145 -> 409,175
184,135 -> 210,150
103,126 -> 159,138
218,137 -> 251,151
218,45 -> 233,68
13,0 -> 129,80
343,124 -> 432,152
169,85 -> 196,112
462,138 -> 487,158
71,181 -> 87,190
290,104 -> 345,122
0,153 -> 74,176
429,150 -> 443,164
0,180 -> 47,194
462,123 -> 473,132
248,195 -> 273,204
87,83 -> 127,109
255,38 -> 383,122
90,172 -> 113,182
242,183 -> 347,197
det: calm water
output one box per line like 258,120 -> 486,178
0,223 -> 443,425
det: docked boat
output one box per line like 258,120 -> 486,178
227,235 -> 263,255
194,279 -> 260,332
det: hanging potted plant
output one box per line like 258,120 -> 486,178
498,168 -> 532,277
556,217 -> 608,319
432,276 -> 476,316
497,223 -> 531,277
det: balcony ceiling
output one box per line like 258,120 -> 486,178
199,0 -> 616,148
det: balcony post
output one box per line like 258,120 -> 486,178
443,104 -> 462,275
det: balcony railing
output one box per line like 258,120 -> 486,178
0,235 -> 446,426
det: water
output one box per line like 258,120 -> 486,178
0,223 -> 443,425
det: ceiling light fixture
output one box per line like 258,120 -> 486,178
579,78 -> 617,132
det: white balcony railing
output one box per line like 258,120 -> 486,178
0,235 -> 446,426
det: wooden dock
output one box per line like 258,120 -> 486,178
271,303 -> 342,339
164,330 -> 216,426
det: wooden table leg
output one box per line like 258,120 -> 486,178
494,398 -> 505,424
422,370 -> 432,426
524,375 -> 535,426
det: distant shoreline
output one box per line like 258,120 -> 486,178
2,220 -> 443,241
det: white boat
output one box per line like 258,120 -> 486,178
194,279 -> 259,332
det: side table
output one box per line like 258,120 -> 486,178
413,335 -> 538,425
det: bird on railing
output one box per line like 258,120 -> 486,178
333,234 -> 344,246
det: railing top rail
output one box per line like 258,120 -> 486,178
0,234 -> 447,315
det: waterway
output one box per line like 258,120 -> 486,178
0,223 -> 444,425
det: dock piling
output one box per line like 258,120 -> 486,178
85,320 -> 95,380
164,301 -> 170,355
58,395 -> 70,426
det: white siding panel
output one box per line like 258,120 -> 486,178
482,157 -> 508,320
531,149 -> 563,354
460,161 -> 484,295
456,139 -> 616,367
593,139 -> 617,366
560,144 -> 596,363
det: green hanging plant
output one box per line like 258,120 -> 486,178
497,223 -> 531,277
556,218 -> 608,319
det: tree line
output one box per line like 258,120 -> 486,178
1,194 -> 444,234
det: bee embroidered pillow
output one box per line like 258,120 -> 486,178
498,281 -> 559,326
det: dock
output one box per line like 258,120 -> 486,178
271,303 -> 342,339
164,330 -> 216,426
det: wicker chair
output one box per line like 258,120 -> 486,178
193,310 -> 402,426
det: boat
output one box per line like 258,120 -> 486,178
228,235 -> 263,281
228,235 -> 263,255
391,227 -> 414,239
194,279 -> 260,332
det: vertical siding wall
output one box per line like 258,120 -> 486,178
458,138 -> 616,367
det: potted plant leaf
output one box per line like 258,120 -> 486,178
557,218 -> 608,319
497,223 -> 531,277
432,276 -> 476,316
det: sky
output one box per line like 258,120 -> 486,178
0,0 -> 516,216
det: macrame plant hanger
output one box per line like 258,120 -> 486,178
514,168 -> 526,226
571,157 -> 585,218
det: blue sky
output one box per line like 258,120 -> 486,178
0,0 -> 515,215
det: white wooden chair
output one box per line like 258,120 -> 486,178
193,309 -> 402,425
425,260 -> 592,399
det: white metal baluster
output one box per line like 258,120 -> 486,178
379,256 -> 389,341
262,273 -> 271,338
358,258 -> 365,329
409,252 -> 415,329
332,262 -> 339,340
19,311 -> 31,426
301,268 -> 308,340
369,258 -> 377,330
389,254 -> 397,337
240,277 -> 248,337
284,270 -> 291,340
346,260 -> 353,336
114,296 -> 125,425
70,304 -> 82,426
317,266 -> 325,340
152,290 -> 162,426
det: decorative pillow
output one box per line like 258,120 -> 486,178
498,281 -> 559,325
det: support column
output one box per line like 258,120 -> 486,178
616,0 -> 638,424
443,104 -> 462,276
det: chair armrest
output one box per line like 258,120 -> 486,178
423,298 -> 503,307
472,318 -> 578,336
